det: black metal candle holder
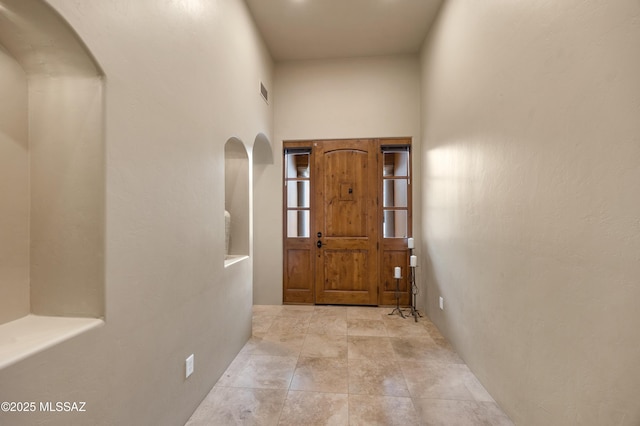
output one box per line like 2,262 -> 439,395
388,273 -> 405,318
408,248 -> 423,322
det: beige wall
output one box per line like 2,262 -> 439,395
254,55 -> 422,304
29,75 -> 105,317
420,0 -> 640,425
0,47 -> 29,325
225,139 -> 250,256
0,0 -> 105,321
0,1 -> 273,425
0,0 -> 105,319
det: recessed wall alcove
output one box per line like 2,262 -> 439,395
0,0 -> 104,368
224,137 -> 249,266
251,133 -> 273,302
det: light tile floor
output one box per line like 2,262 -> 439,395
185,305 -> 514,426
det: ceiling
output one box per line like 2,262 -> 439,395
244,0 -> 444,62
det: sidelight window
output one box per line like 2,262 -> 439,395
382,147 -> 410,238
284,149 -> 311,238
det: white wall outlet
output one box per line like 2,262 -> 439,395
439,296 -> 444,310
185,354 -> 194,378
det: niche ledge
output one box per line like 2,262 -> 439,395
224,255 -> 249,268
0,315 -> 104,370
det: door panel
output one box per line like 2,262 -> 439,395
286,249 -> 313,290
323,250 -> 369,290
315,140 -> 378,305
324,150 -> 368,237
283,244 -> 314,303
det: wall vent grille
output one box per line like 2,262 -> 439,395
260,82 -> 268,104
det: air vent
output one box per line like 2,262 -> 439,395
260,81 -> 268,104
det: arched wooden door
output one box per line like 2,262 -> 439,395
314,139 -> 379,305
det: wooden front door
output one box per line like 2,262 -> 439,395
314,139 -> 378,305
283,138 -> 412,306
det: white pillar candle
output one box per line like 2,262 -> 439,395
410,255 -> 417,267
407,237 -> 414,249
394,267 -> 401,279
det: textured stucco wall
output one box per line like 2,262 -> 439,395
0,0 -> 105,319
0,0 -> 273,425
0,48 -> 29,325
225,139 -> 250,257
28,75 -> 105,318
420,0 -> 640,424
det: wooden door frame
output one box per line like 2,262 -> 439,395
283,137 -> 412,306
282,140 -> 315,304
378,138 -> 413,306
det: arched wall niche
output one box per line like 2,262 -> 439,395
224,137 -> 250,264
0,0 -> 104,337
253,132 -> 274,166
251,133 -> 275,303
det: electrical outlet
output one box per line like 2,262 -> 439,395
185,354 -> 194,378
439,296 -> 444,310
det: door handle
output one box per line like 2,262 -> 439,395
317,240 -> 324,248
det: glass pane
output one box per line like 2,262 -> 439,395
287,181 -> 310,208
285,152 -> 310,178
383,210 -> 408,238
382,151 -> 409,177
287,210 -> 310,238
383,179 -> 408,208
